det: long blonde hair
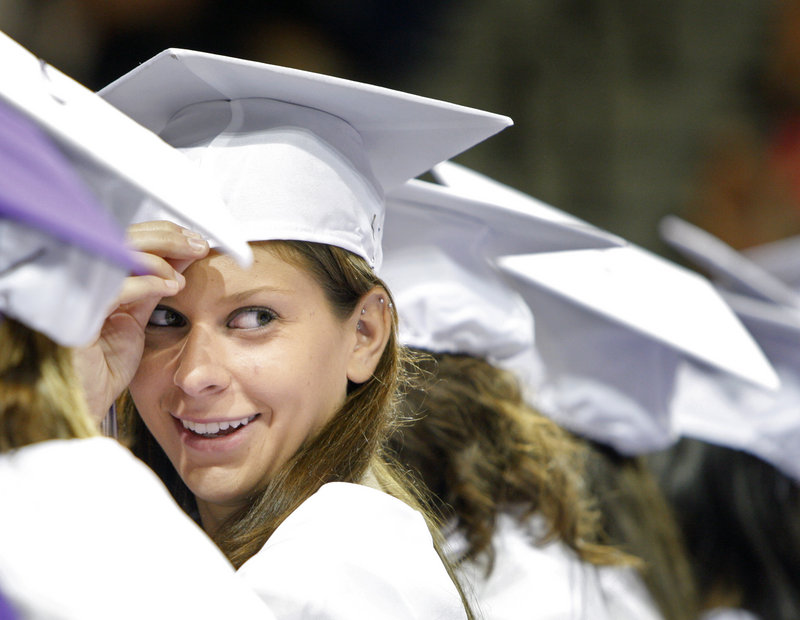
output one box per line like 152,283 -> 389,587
0,319 -> 98,453
117,241 -> 474,615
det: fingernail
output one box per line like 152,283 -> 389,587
165,279 -> 180,291
187,236 -> 208,252
173,271 -> 186,286
181,228 -> 203,239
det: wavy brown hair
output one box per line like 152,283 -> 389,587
389,351 -> 628,575
117,241 -> 474,616
0,319 -> 97,452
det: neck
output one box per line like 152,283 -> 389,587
196,497 -> 244,537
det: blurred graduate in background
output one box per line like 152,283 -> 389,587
653,217 -> 800,620
381,167 -> 631,619
384,162 -> 780,620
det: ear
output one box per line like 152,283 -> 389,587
346,287 -> 392,384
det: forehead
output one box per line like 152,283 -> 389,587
179,243 -> 317,299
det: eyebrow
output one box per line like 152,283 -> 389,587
223,285 -> 292,305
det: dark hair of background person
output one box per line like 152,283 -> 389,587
583,440 -> 699,620
650,437 -> 800,620
389,351 -> 630,575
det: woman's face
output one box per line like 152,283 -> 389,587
129,244 -> 359,521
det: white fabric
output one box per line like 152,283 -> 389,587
380,202 -> 541,390
672,293 -> 800,482
0,220 -> 126,346
430,161 -> 623,251
511,279 -> 679,455
700,608 -> 761,620
162,98 -> 384,268
0,438 -> 273,620
238,481 -> 466,619
99,47 -> 513,269
596,564 -> 664,620
0,32 -> 252,266
381,173 -> 618,397
498,248 -> 778,391
744,233 -> 800,292
449,512 -> 660,620
660,215 -> 800,310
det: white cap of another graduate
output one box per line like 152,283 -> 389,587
743,233 -> 800,292
0,31 -> 252,267
671,291 -> 800,482
381,170 -> 622,393
0,95 -> 134,347
660,215 -> 800,309
428,165 -> 778,455
100,49 -> 513,270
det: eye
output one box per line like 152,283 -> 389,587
147,306 -> 185,328
227,307 -> 276,330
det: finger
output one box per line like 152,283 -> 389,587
113,274 -> 183,309
133,251 -> 187,281
127,220 -> 209,260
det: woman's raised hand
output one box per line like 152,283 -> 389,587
73,221 -> 210,423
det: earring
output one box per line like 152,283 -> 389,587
357,320 -> 364,332
361,308 -> 366,315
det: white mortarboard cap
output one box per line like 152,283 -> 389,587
0,31 -> 252,267
382,174 -> 625,392
743,233 -> 800,293
497,247 -> 780,455
431,160 -> 625,246
660,215 -> 800,309
672,291 -> 800,482
99,48 -> 513,269
377,193 -> 505,389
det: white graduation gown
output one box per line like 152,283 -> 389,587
596,562 -> 664,620
0,438 -> 273,620
701,609 -> 761,620
451,512 -> 662,619
237,481 -> 467,619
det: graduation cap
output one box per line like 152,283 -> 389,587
380,171 -> 624,396
99,48 -> 513,269
0,31 -> 252,267
498,248 -> 779,455
660,215 -> 800,309
420,164 -> 777,455
743,233 -> 800,293
671,291 -> 800,482
0,97 -> 133,346
431,160 -> 625,242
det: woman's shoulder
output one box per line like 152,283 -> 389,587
239,481 -> 466,619
282,481 -> 426,530
457,512 -> 614,620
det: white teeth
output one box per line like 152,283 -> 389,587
180,415 -> 256,436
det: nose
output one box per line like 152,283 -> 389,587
172,326 -> 231,398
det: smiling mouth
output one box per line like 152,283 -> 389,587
180,414 -> 259,438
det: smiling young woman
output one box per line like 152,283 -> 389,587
122,239 -> 403,551
85,47 -> 511,618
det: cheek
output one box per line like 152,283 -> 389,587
128,355 -> 168,420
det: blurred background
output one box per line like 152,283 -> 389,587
4,0 -> 800,253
